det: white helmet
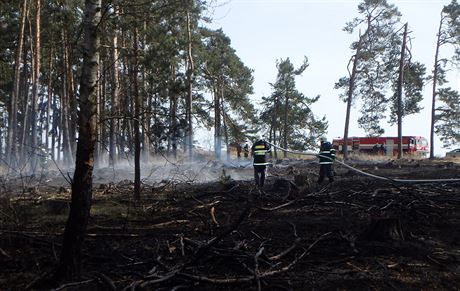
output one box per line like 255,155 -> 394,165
319,136 -> 327,142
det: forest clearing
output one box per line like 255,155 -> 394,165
1,157 -> 459,290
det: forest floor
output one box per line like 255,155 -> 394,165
0,157 -> 460,290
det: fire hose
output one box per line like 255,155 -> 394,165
264,141 -> 460,184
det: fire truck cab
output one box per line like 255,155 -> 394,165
332,136 -> 429,156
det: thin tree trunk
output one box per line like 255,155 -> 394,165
8,0 -> 28,169
55,0 -> 101,280
271,96 -> 278,159
30,0 -> 41,171
20,83 -> 30,167
46,47 -> 54,152
185,10 -> 194,160
94,60 -> 102,166
18,47 -> 29,166
283,89 -> 289,158
109,21 -> 120,166
343,36 -> 364,160
396,23 -> 408,159
430,17 -> 443,159
221,96 -> 230,161
169,66 -> 177,159
133,28 -> 141,202
214,79 -> 222,159
62,31 -> 74,166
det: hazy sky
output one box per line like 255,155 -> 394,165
207,0 -> 459,156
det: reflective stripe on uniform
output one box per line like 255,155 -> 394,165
253,162 -> 269,165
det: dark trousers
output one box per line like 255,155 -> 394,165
254,165 -> 266,187
318,164 -> 334,183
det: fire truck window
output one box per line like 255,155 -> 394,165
417,139 -> 428,146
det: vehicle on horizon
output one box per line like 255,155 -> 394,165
332,136 -> 429,156
445,148 -> 460,158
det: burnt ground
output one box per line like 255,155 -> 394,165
0,158 -> 460,290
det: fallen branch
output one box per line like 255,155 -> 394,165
139,271 -> 179,288
51,279 -> 94,291
187,201 -> 251,266
254,246 -> 264,291
0,247 -> 11,258
259,200 -> 296,211
177,250 -> 308,284
210,206 -> 219,226
93,272 -> 116,291
269,237 -> 301,261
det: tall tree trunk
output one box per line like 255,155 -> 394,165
56,0 -> 101,280
8,0 -> 28,169
109,20 -> 120,167
30,0 -> 41,171
20,76 -> 30,168
396,23 -> 408,159
214,79 -> 222,159
140,19 -> 149,163
133,28 -> 141,202
94,60 -> 102,165
283,89 -> 289,158
430,17 -> 443,159
343,35 -> 364,160
271,96 -> 278,159
45,47 -> 54,152
185,10 -> 194,160
52,92 -> 58,161
222,98 -> 230,161
169,66 -> 177,159
62,31 -> 74,166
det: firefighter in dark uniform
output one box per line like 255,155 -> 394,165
318,136 -> 336,184
251,139 -> 271,187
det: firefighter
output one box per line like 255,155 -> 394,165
251,138 -> 271,187
318,136 -> 336,184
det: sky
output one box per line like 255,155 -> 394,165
205,0 -> 460,157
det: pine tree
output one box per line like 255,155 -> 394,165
261,57 -> 327,155
430,0 -> 460,157
435,88 -> 460,147
335,0 -> 401,159
200,28 -> 255,159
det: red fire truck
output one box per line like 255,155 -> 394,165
332,136 -> 429,156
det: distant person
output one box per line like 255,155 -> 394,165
373,144 -> 379,155
317,136 -> 336,184
251,139 -> 271,187
243,143 -> 249,159
380,144 -> 386,155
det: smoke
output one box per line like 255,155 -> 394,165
91,154 -> 255,185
